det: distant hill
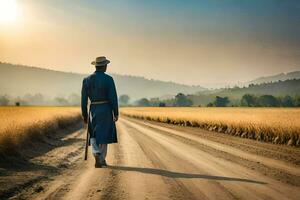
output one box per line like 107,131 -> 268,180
218,79 -> 300,98
0,62 -> 205,101
190,79 -> 300,106
247,71 -> 300,85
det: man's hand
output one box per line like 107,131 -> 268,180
113,115 -> 119,122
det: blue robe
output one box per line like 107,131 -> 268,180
81,70 -> 119,145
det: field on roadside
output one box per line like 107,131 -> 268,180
0,106 -> 81,158
121,107 -> 300,146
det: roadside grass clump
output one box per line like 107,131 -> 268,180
0,106 -> 81,159
120,107 -> 300,147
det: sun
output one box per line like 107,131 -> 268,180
0,0 -> 19,23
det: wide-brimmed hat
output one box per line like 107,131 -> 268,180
91,56 -> 110,66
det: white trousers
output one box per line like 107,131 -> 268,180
90,138 -> 108,161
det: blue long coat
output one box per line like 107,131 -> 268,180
81,70 -> 119,145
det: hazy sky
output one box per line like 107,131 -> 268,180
0,0 -> 300,87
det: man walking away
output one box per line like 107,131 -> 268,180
81,56 -> 119,168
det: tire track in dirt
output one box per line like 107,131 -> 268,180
120,117 -> 300,200
128,118 -> 300,186
129,117 -> 300,177
119,119 -> 247,199
153,120 -> 300,166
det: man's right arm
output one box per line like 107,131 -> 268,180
108,77 -> 119,121
81,78 -> 88,123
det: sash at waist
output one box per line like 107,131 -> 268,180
90,100 -> 109,105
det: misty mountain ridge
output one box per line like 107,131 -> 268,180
246,71 -> 300,85
0,62 -> 205,101
188,79 -> 300,106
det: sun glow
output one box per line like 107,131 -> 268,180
0,0 -> 19,23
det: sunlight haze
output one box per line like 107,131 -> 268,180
0,0 -> 19,23
0,0 -> 299,87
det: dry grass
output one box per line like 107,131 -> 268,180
0,106 -> 81,158
121,107 -> 300,146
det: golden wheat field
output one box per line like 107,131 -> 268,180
121,107 -> 300,146
0,106 -> 81,157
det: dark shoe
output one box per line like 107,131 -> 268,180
94,154 -> 102,168
101,160 -> 107,167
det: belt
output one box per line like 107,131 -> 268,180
90,100 -> 109,105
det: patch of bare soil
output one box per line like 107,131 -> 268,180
0,122 -> 84,200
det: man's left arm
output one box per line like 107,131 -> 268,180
81,78 -> 88,123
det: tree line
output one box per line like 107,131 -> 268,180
239,94 -> 300,107
0,93 -> 81,106
133,93 -> 300,107
1,93 -> 299,107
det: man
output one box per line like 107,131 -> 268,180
81,56 -> 119,168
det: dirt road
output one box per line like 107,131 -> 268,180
10,116 -> 300,200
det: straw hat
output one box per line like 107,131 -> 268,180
91,56 -> 110,66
